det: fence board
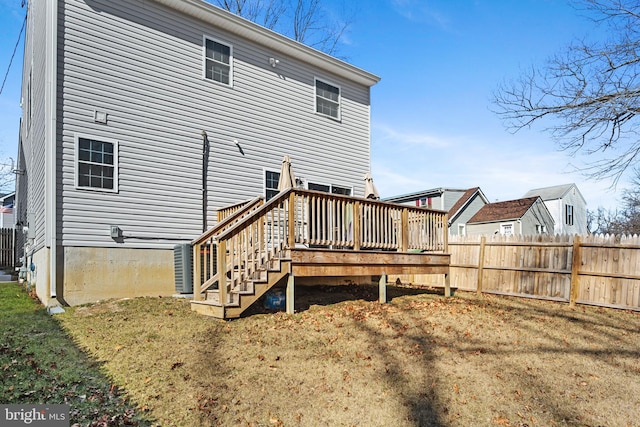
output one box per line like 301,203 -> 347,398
439,234 -> 639,311
0,228 -> 14,269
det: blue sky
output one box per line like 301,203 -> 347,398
0,0 -> 630,210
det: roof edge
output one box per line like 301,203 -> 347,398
152,0 -> 381,87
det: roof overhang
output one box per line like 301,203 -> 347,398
151,0 -> 381,87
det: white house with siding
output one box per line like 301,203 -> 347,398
523,183 -> 587,235
16,0 -> 379,306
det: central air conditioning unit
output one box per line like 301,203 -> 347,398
174,243 -> 193,294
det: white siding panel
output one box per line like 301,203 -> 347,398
19,0 -> 49,253
59,0 -> 373,248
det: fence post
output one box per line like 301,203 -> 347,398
569,235 -> 581,306
477,236 -> 486,295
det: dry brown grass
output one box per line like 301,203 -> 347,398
57,286 -> 640,427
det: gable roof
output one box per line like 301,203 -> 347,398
523,183 -> 586,204
384,188 -> 466,204
153,0 -> 380,87
447,187 -> 487,221
468,197 -> 540,224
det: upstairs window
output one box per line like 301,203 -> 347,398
204,37 -> 232,85
315,79 -> 340,120
76,136 -> 118,191
565,204 -> 574,226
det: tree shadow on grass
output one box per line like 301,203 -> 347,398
0,283 -> 156,426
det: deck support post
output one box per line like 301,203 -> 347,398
193,243 -> 202,301
379,273 -> 387,303
286,273 -> 295,314
444,272 -> 451,297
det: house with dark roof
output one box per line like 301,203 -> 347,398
466,196 -> 554,236
523,183 -> 587,234
384,187 -> 489,235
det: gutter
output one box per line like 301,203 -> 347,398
152,0 -> 380,87
45,0 -> 58,299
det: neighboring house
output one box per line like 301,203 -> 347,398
523,183 -> 587,235
0,192 -> 15,229
384,187 -> 489,235
466,196 -> 554,236
16,0 -> 379,307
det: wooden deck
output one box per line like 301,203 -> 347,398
190,188 -> 451,319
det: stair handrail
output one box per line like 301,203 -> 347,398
192,196 -> 264,246
193,188 -> 449,303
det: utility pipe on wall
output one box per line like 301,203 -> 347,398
201,131 -> 210,232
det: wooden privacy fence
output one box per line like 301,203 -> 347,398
391,234 -> 640,311
0,228 -> 15,269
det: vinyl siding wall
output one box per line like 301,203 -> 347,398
520,201 -> 555,235
450,193 -> 486,235
58,0 -> 373,249
18,0 -> 49,253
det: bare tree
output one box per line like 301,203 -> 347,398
0,158 -> 15,193
588,167 -> 640,234
493,0 -> 640,183
209,0 -> 352,55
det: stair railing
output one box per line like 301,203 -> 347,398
193,188 -> 449,303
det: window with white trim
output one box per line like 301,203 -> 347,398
76,136 -> 118,191
204,37 -> 232,85
500,223 -> 513,235
265,170 -> 280,201
315,79 -> 341,119
565,204 -> 574,226
308,182 -> 351,196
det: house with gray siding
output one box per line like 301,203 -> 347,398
466,197 -> 554,236
523,183 -> 587,235
16,0 -> 379,307
385,187 -> 489,235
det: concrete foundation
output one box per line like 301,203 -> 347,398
29,246 -> 175,306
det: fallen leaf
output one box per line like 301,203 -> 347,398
144,377 -> 151,384
453,383 -> 459,394
493,415 -> 510,426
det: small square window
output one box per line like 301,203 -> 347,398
76,136 -> 118,191
204,37 -> 232,85
315,79 -> 341,120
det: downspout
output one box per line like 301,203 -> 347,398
201,131 -> 210,232
45,0 -> 58,299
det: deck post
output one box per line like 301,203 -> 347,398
353,201 -> 361,250
401,209 -> 409,252
193,243 -> 201,301
218,239 -> 227,305
286,273 -> 295,314
288,192 -> 296,248
444,271 -> 451,297
379,273 -> 387,303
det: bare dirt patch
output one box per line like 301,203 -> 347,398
57,287 -> 640,426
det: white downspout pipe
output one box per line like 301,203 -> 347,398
45,0 -> 58,299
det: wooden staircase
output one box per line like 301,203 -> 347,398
191,188 -> 450,319
191,257 -> 291,319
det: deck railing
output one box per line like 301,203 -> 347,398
192,188 -> 448,302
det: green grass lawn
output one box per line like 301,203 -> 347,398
0,282 -> 153,426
